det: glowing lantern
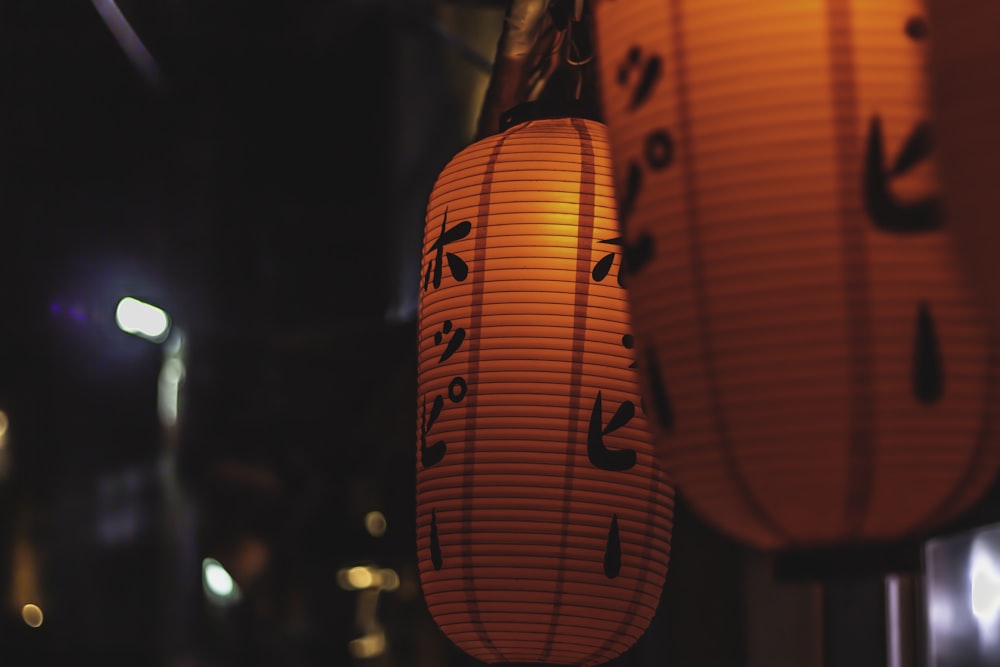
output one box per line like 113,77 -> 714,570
927,2 -> 1000,328
592,0 -> 1000,550
416,103 -> 673,666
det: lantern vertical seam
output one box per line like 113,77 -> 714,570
462,131 -> 511,665
581,459 -> 673,667
536,116 -> 599,665
667,0 -> 787,544
918,332 -> 1000,531
826,0 -> 876,538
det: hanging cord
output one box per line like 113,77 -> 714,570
564,0 -> 594,100
529,0 -> 594,103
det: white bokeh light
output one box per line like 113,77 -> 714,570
202,558 -> 241,605
971,553 -> 1000,623
969,538 -> 1000,648
115,297 -> 170,343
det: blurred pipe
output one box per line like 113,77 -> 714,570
474,0 -> 558,138
885,573 -> 918,667
90,0 -> 164,93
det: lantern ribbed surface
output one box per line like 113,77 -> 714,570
416,115 -> 673,666
593,0 -> 1000,550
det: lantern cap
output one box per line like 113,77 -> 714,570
498,98 -> 602,132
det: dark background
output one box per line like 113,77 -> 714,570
0,1 -> 473,664
2,2 -> 998,667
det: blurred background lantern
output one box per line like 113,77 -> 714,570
927,1 -> 1000,330
415,102 -> 674,666
591,0 -> 1000,550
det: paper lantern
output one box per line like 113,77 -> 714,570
927,1 -> 1000,328
592,0 -> 1000,550
416,104 -> 673,666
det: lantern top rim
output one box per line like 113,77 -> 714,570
498,98 -> 603,133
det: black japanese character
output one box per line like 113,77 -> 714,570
913,301 -> 943,404
617,45 -> 662,111
618,130 -> 673,277
420,394 -> 447,467
424,208 -> 472,291
864,115 -> 941,234
863,15 -> 939,234
447,377 -> 467,403
621,333 -> 639,370
592,237 -> 625,287
434,319 -> 466,363
587,390 -> 637,472
620,130 -> 674,224
621,334 -> 646,414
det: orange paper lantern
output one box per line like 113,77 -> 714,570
927,1 -> 1000,328
592,0 -> 1000,550
416,104 -> 673,666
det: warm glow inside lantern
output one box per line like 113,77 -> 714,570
416,105 -> 673,666
592,0 -> 1000,550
